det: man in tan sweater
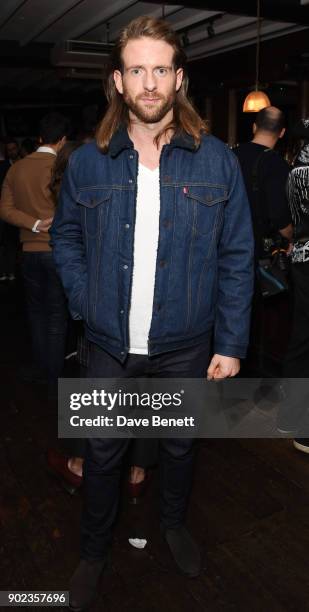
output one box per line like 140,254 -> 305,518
0,112 -> 69,397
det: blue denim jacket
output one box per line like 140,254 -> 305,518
50,128 -> 254,362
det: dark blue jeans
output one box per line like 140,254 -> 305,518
81,340 -> 211,560
21,251 -> 68,386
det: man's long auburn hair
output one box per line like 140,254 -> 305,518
96,16 -> 208,152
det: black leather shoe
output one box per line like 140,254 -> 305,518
163,525 -> 201,577
69,558 -> 106,611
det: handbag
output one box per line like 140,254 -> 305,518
258,247 -> 289,298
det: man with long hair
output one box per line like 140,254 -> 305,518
50,16 -> 254,611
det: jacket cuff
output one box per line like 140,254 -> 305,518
213,342 -> 248,359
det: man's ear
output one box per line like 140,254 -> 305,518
114,70 -> 124,95
252,123 -> 257,135
279,127 -> 286,139
175,68 -> 183,92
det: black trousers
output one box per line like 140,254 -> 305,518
81,340 -> 211,560
284,263 -> 309,377
0,222 -> 18,276
21,252 -> 68,386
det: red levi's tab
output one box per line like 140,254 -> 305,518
183,187 -> 188,194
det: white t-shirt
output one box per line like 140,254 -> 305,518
128,163 -> 160,354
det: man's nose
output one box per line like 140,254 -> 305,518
143,71 -> 156,91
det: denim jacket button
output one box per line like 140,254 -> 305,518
123,265 -> 128,270
120,309 -> 124,314
128,179 -> 133,184
125,224 -> 130,229
129,155 -> 134,159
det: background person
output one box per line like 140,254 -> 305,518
283,119 -> 309,453
5,138 -> 20,164
0,112 -> 69,398
235,107 -> 293,374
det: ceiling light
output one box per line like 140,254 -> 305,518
243,0 -> 271,112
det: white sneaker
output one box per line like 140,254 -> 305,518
293,439 -> 309,454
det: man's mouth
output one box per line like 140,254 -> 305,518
140,97 -> 161,102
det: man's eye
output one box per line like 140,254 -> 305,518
155,68 -> 167,76
131,68 -> 142,75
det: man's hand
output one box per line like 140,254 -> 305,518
207,354 -> 240,380
37,217 -> 53,232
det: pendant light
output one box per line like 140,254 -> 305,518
243,0 -> 271,112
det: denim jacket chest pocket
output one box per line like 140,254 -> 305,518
183,185 -> 228,236
76,188 -> 111,237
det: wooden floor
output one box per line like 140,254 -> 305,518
1,279 -> 309,612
